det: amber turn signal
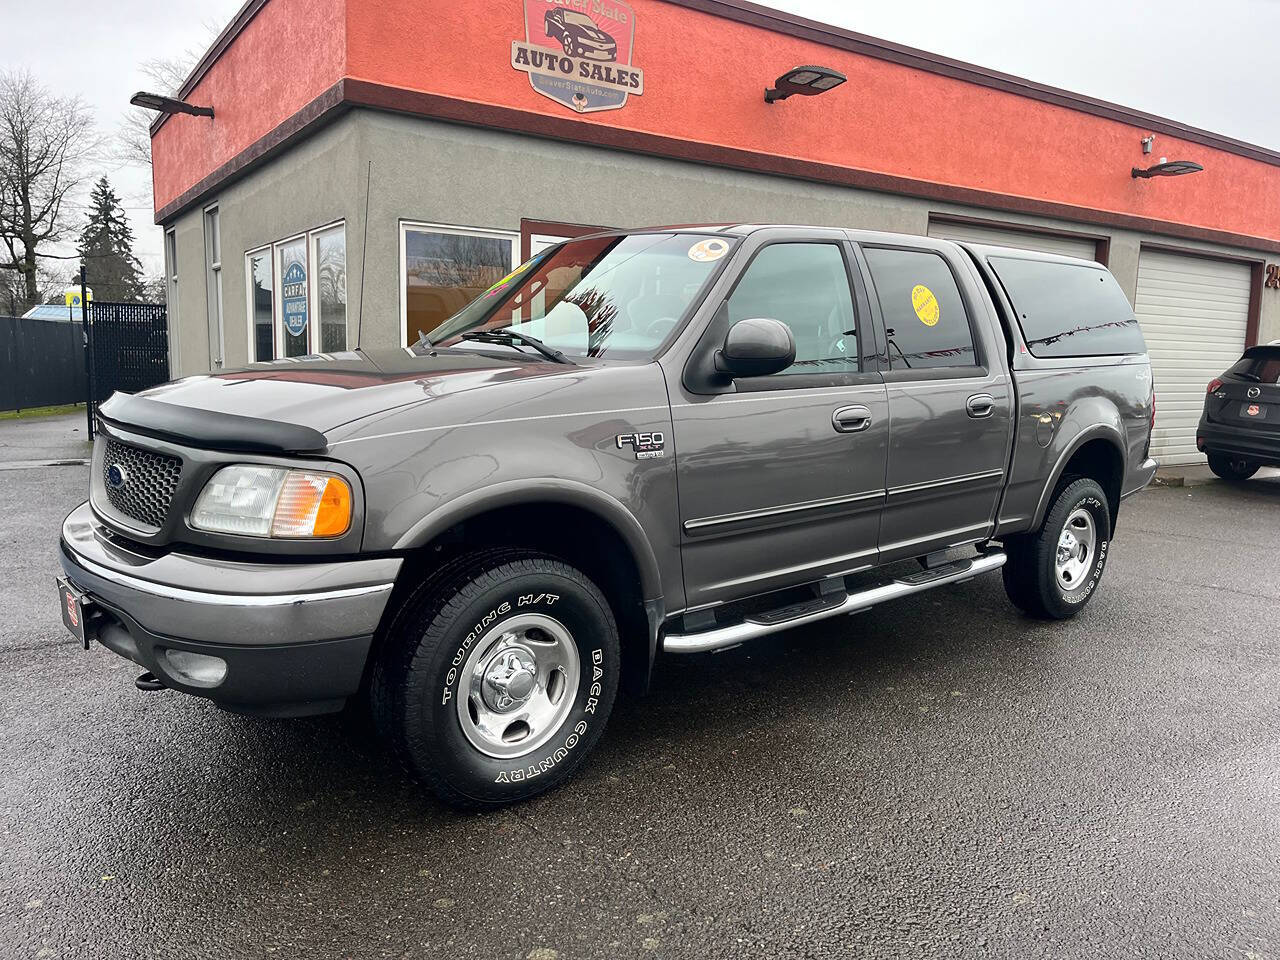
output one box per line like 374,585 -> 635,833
271,472 -> 353,538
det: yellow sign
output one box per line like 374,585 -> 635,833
911,284 -> 939,326
64,287 -> 92,308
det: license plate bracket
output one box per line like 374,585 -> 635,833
56,577 -> 92,650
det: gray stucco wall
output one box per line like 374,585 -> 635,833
163,108 -> 1280,377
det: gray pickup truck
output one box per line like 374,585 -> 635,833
58,224 -> 1156,807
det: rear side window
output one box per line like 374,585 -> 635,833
1228,348 -> 1280,384
989,256 -> 1146,358
864,248 -> 977,370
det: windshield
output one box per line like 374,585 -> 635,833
422,233 -> 732,361
565,11 -> 596,26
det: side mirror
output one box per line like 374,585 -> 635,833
715,317 -> 796,378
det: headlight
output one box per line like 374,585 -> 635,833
191,465 -> 352,538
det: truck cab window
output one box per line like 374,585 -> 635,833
726,243 -> 859,375
864,248 -> 976,371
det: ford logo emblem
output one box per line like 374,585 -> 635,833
106,463 -> 129,490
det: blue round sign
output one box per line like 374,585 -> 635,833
281,262 -> 308,338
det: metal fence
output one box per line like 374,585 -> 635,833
87,302 -> 170,418
0,315 -> 87,413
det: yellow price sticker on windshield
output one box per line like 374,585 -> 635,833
911,284 -> 940,327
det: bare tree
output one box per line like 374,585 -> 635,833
0,70 -> 95,314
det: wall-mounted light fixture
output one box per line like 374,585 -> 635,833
765,65 -> 846,104
1141,135 -> 1154,155
129,91 -> 214,119
1132,159 -> 1204,179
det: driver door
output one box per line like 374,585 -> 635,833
668,230 -> 889,612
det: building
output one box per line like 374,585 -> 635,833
149,0 -> 1280,465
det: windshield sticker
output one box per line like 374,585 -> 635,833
688,239 -> 730,263
483,262 -> 535,299
911,284 -> 940,327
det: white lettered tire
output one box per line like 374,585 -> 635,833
1002,477 -> 1112,619
371,550 -> 620,808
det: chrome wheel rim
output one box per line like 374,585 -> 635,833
1055,507 -> 1096,591
456,613 -> 580,759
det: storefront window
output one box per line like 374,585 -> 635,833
402,224 -> 516,346
246,248 -> 274,362
312,225 -> 347,352
276,236 -> 309,357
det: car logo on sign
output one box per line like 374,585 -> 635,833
106,463 -> 128,490
511,0 -> 643,114
1247,404 -> 1261,416
65,591 -> 78,627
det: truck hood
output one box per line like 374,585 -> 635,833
133,349 -> 578,436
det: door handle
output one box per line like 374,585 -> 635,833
832,404 -> 873,433
966,394 -> 995,418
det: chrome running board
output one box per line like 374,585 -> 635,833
663,551 -> 1007,654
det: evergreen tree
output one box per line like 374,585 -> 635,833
78,176 -> 145,302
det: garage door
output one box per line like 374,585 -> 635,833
1134,249 -> 1251,465
928,219 -> 1099,260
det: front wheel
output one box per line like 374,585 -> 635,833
1002,477 -> 1112,619
371,550 -> 620,808
1207,452 -> 1259,482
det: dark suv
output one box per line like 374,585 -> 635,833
58,225 -> 1156,807
1199,343 -> 1280,480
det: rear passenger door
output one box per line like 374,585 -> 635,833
855,241 -> 1013,563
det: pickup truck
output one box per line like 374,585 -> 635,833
57,224 -> 1157,807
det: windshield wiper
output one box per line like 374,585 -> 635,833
460,330 -> 574,364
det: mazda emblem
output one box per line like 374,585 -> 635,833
106,463 -> 129,490
1247,386 -> 1261,399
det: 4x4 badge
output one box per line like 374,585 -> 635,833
616,432 -> 665,460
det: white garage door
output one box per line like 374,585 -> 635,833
928,219 -> 1098,261
1134,249 -> 1251,465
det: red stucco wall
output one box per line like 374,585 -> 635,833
151,0 -> 345,213
153,0 -> 1280,246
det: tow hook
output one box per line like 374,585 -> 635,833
134,672 -> 166,692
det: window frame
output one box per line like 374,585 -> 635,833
398,220 -> 519,347
272,233 -> 309,357
164,227 -> 179,371
707,237 -> 873,393
856,241 -> 989,382
203,203 -> 224,368
309,220 -> 348,354
244,244 -> 274,363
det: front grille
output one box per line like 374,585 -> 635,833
100,438 -> 182,529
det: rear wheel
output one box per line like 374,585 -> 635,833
1207,452 -> 1259,482
1002,477 -> 1112,619
371,550 -> 620,808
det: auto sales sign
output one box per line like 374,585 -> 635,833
512,0 -> 643,114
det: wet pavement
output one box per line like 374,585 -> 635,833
2,435 -> 1277,959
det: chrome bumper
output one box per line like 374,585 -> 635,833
59,501 -> 400,646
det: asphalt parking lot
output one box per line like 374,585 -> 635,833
1,415 -> 1278,959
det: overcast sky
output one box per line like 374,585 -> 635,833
7,0 -> 1278,280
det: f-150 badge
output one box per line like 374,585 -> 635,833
616,432 -> 665,460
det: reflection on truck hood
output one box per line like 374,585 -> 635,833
137,349 -> 581,435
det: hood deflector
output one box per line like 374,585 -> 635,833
99,393 -> 328,455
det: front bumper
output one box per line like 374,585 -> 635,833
59,501 -> 401,716
1197,417 -> 1280,465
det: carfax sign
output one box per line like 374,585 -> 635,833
512,0 -> 643,114
282,261 -> 308,338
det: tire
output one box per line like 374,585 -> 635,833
1001,477 -> 1112,620
1207,452 -> 1259,482
562,37 -> 574,55
371,550 -> 620,808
